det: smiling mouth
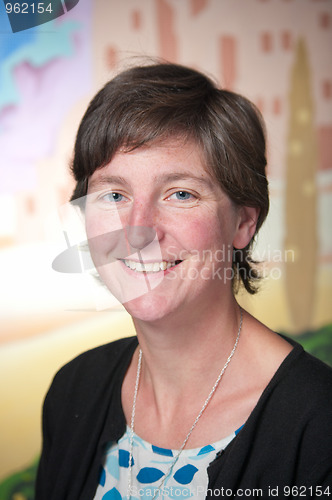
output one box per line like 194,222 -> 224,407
120,259 -> 182,273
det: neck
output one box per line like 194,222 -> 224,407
132,296 -> 242,404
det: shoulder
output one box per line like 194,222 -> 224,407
238,330 -> 332,430
237,342 -> 332,483
276,337 -> 332,407
244,335 -> 332,434
47,336 -> 138,400
278,344 -> 332,483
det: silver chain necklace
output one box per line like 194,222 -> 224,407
127,307 -> 243,500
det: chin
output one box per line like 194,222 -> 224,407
122,291 -> 172,323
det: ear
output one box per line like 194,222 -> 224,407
233,206 -> 260,249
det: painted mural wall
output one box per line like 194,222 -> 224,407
0,0 -> 331,488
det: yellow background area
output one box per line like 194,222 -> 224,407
0,310 -> 135,480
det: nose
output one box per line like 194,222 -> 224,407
125,199 -> 162,250
125,225 -> 156,250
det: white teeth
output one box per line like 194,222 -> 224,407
135,262 -> 145,272
122,260 -> 179,273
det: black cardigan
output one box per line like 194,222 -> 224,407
35,336 -> 332,499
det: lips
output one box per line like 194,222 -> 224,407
120,259 -> 182,273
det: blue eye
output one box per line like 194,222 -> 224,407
103,192 -> 123,202
172,191 -> 193,201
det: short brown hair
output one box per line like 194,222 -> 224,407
70,62 -> 269,294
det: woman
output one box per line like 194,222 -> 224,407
36,63 -> 332,500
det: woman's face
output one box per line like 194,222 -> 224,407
85,138 -> 256,322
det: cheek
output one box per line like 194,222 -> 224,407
87,233 -> 110,268
85,211 -> 121,264
85,204 -> 126,242
178,210 -> 237,264
85,206 -> 106,239
178,217 -> 220,251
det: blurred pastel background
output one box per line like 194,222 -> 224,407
0,0 -> 331,498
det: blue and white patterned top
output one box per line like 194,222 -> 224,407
94,425 -> 243,500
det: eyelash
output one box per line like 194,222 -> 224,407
100,190 -> 198,205
102,192 -> 125,203
167,191 -> 196,202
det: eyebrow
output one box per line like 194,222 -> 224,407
89,172 -> 215,190
88,175 -> 129,190
159,172 -> 214,186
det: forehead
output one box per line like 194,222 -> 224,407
89,137 -> 216,188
